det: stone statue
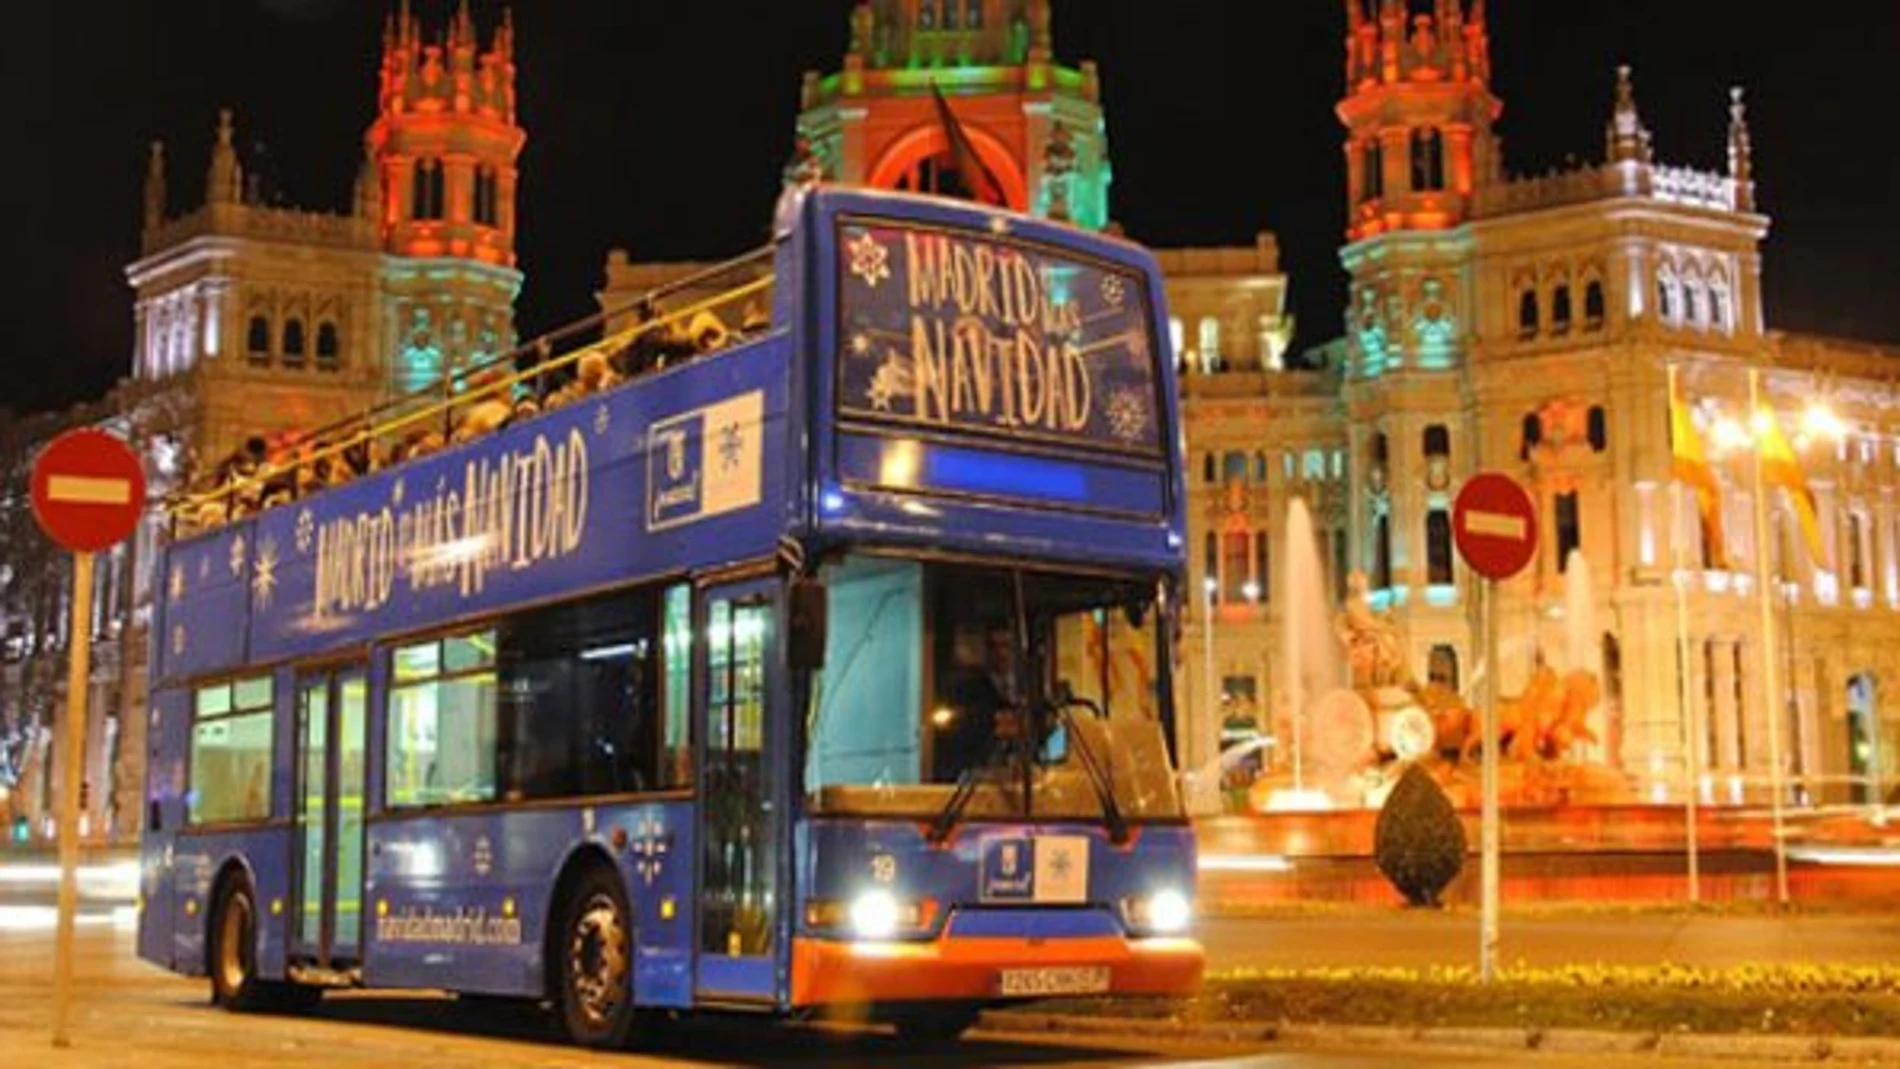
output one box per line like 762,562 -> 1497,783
1337,570 -> 1410,690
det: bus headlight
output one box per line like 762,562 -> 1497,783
1122,889 -> 1192,935
805,893 -> 931,940
850,890 -> 902,939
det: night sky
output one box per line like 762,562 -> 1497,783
5,1 -> 1896,417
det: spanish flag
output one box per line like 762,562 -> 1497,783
1754,396 -> 1827,563
1668,365 -> 1726,569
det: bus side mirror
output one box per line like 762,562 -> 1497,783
788,576 -> 828,671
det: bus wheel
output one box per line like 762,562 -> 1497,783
891,1002 -> 983,1044
209,878 -> 319,1013
555,866 -> 639,1049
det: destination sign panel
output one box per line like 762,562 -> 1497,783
835,216 -> 1163,457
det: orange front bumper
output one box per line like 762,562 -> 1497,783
789,932 -> 1205,1007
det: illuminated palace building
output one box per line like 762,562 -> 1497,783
129,3 -> 524,463
1,4 -> 524,839
602,0 -> 1900,815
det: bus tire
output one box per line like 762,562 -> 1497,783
553,865 -> 640,1049
208,876 -> 320,1013
890,1001 -> 983,1044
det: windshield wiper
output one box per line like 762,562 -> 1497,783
927,734 -> 1027,845
1050,692 -> 1130,846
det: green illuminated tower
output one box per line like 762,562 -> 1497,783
796,1 -> 1113,230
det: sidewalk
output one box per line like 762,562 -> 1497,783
1195,907 -> 1900,973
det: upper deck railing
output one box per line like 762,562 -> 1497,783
166,245 -> 778,540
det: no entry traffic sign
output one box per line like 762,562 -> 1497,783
1452,471 -> 1537,582
30,429 -> 146,554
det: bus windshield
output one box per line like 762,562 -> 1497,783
803,555 -> 1183,822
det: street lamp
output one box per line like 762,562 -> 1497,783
1202,576 -> 1218,806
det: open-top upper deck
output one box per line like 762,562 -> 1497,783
153,187 -> 1186,686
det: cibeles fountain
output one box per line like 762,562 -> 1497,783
1231,500 -> 1624,811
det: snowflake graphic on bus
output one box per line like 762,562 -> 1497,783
646,391 -> 765,531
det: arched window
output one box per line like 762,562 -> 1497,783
1410,127 -> 1445,192
1169,317 -> 1185,366
917,2 -> 934,28
1657,271 -> 1679,322
1518,289 -> 1539,338
1556,490 -> 1582,571
1588,405 -> 1608,452
1198,317 -> 1222,372
964,0 -> 982,28
1427,508 -> 1453,583
1710,281 -> 1732,332
1373,513 -> 1393,589
246,315 -> 271,362
1423,424 -> 1449,459
1850,512 -> 1869,590
1520,413 -> 1542,460
1584,280 -> 1606,330
412,159 -> 444,221
412,162 -> 429,220
316,322 -> 340,370
939,0 -> 957,29
1254,531 -> 1270,603
282,317 -> 306,363
472,166 -> 498,227
1684,276 -> 1706,326
1551,284 -> 1573,333
1362,140 -> 1384,202
1202,453 -> 1216,484
1253,451 -> 1268,483
1371,430 -> 1389,467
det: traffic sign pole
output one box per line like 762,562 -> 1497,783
29,427 -> 146,1050
51,550 -> 93,1049
1480,572 -> 1500,984
1451,471 -> 1538,987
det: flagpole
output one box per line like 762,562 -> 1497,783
1667,362 -> 1702,904
1747,366 -> 1792,905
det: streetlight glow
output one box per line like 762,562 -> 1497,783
1242,580 -> 1261,602
1711,414 -> 1751,455
1802,402 -> 1846,442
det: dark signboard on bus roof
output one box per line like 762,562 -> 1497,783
834,217 -> 1163,458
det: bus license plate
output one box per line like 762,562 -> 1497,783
998,966 -> 1111,997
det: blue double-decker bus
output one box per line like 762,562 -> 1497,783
137,186 -> 1201,1047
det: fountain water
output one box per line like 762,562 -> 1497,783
1275,497 -> 1345,807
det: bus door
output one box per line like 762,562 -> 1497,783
293,664 -> 369,971
693,579 -> 785,1003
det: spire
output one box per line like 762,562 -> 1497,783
1605,64 -> 1653,164
143,141 -> 166,231
354,147 -> 382,221
494,5 -> 514,61
1029,0 -> 1052,56
1729,86 -> 1754,211
207,108 -> 242,205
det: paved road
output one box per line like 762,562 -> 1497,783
0,923 -> 1809,1068
1198,911 -> 1900,973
